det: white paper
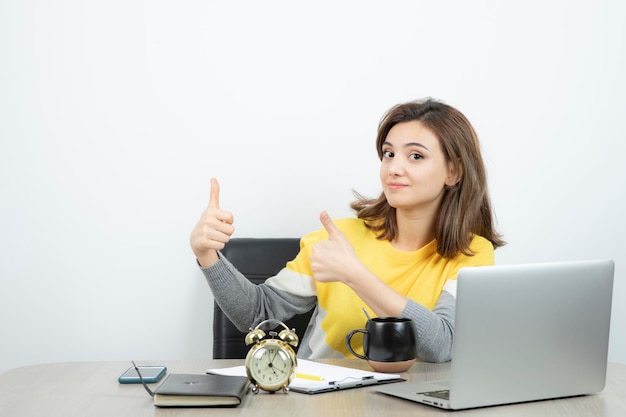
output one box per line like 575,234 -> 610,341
207,359 -> 402,394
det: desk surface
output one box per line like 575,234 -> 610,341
1,359 -> 625,417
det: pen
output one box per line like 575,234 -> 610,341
296,373 -> 325,381
329,376 -> 377,389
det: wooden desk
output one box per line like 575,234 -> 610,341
1,359 -> 625,417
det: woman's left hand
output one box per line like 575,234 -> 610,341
311,211 -> 408,317
310,211 -> 360,283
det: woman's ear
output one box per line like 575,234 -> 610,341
445,159 -> 463,186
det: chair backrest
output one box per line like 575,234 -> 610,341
212,237 -> 315,359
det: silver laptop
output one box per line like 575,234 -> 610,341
376,259 -> 614,410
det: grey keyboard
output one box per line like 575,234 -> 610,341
421,390 -> 450,400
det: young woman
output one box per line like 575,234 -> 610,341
190,98 -> 504,362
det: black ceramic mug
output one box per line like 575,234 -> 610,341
345,317 -> 417,372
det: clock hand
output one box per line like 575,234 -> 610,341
270,349 -> 279,365
264,350 -> 279,375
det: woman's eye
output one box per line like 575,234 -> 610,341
410,153 -> 423,160
382,150 -> 394,159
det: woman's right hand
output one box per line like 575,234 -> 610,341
189,178 -> 235,267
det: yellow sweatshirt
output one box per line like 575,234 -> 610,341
262,217 -> 495,359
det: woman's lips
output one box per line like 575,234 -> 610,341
387,182 -> 408,190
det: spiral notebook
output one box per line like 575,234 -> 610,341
208,359 -> 404,394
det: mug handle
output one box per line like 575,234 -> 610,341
345,329 -> 368,360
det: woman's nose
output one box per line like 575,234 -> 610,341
387,159 -> 404,176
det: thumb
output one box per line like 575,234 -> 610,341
320,211 -> 341,239
208,178 -> 220,209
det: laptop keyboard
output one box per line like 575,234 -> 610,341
421,390 -> 450,400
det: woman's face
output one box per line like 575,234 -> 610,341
380,120 -> 456,215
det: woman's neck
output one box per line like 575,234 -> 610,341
392,209 -> 437,252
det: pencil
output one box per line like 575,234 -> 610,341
296,373 -> 325,381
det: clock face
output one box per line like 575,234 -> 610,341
247,341 -> 295,391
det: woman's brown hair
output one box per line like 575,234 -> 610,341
351,98 -> 505,258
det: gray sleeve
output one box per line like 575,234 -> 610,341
401,291 -> 455,363
200,254 -> 317,332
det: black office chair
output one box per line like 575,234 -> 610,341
212,238 -> 315,359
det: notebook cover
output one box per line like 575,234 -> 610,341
153,373 -> 249,407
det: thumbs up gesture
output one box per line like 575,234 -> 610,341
310,211 -> 358,283
189,178 -> 235,266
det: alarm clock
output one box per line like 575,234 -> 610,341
244,319 -> 299,394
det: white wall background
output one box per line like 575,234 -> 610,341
1,0 -> 625,373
